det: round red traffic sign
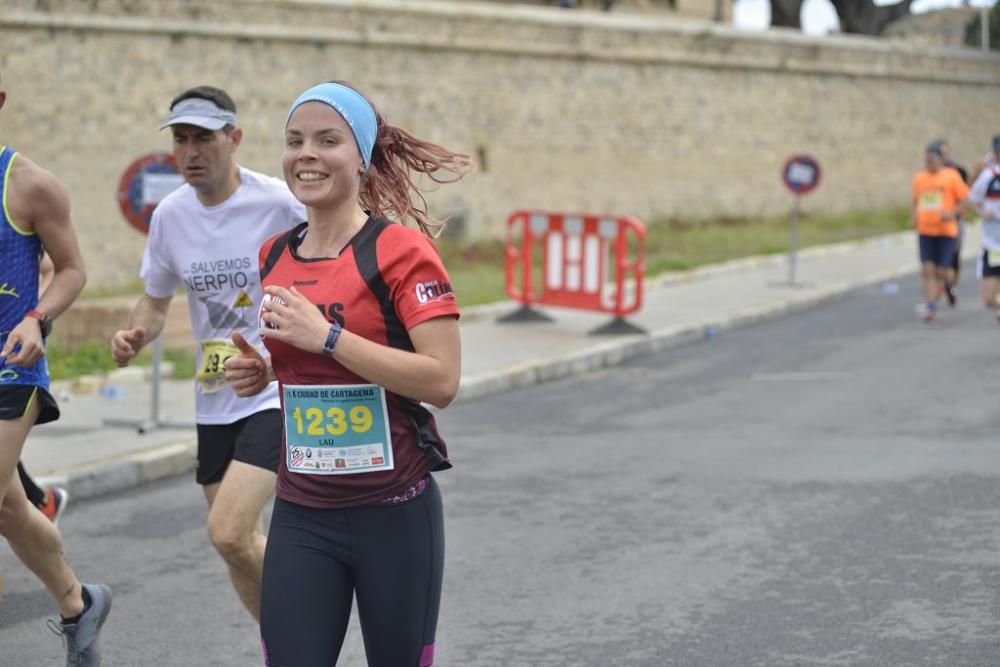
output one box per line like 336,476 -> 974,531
117,153 -> 184,235
782,155 -> 822,195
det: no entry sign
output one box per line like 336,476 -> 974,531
776,153 -> 822,287
117,152 -> 184,235
781,155 -> 821,195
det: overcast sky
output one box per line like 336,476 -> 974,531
733,0 -> 997,34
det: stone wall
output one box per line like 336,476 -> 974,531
470,0 -> 730,21
3,0 -> 999,289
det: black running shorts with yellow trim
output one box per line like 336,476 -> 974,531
195,408 -> 282,485
0,385 -> 60,425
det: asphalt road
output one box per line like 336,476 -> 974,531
2,269 -> 999,666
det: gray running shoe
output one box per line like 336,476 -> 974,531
48,583 -> 113,666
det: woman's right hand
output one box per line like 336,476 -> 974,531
225,332 -> 271,397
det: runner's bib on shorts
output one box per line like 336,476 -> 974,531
988,251 -> 1000,269
282,384 -> 393,475
196,338 -> 240,394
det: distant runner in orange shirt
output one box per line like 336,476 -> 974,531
930,139 -> 969,301
912,142 -> 971,322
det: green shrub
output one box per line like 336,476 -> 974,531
46,342 -> 197,381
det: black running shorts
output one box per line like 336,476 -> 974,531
0,385 -> 59,425
195,408 -> 282,485
979,249 -> 1000,278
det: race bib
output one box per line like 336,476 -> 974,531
283,384 -> 393,475
988,251 -> 1000,268
918,191 -> 943,210
196,338 -> 239,394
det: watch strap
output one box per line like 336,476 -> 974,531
25,309 -> 52,337
322,323 -> 343,357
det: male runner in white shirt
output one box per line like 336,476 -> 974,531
111,86 -> 304,622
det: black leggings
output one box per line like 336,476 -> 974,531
17,461 -> 46,508
261,476 -> 444,667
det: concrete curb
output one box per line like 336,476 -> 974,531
459,229 -> 916,323
36,441 -> 197,502
45,231 -> 940,502
456,259 -> 918,402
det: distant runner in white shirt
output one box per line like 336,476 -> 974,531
970,135 -> 999,184
110,86 -> 304,622
969,135 -> 1000,321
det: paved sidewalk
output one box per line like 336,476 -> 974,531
21,227 -> 976,499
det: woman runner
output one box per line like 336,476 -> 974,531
225,80 -> 470,667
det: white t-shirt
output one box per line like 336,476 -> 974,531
969,165 -> 1000,252
141,167 -> 306,424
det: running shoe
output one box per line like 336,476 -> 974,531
48,583 -> 112,667
40,486 -> 69,525
917,302 -> 937,323
945,284 -> 958,307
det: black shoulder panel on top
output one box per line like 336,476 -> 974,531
351,217 -> 414,353
260,222 -> 307,282
351,217 -> 452,472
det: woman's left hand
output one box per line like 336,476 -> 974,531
260,285 -> 331,354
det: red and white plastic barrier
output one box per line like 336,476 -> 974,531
504,211 -> 645,325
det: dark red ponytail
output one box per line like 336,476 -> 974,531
331,82 -> 472,237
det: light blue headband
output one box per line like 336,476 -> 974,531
286,82 -> 377,169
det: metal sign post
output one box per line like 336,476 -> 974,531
774,154 -> 822,288
102,338 -> 189,434
788,194 -> 801,285
103,152 -> 192,434
982,4 -> 990,52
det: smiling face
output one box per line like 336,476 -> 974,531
283,101 -> 365,210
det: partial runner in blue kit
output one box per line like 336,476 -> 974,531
0,159 -> 49,391
0,70 -> 112,667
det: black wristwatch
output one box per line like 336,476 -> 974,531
26,309 -> 52,338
